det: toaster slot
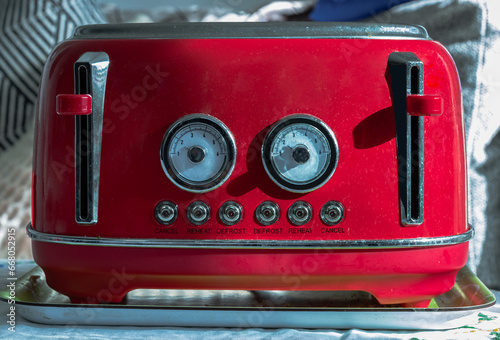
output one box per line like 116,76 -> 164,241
388,52 -> 424,226
409,113 -> 422,222
76,66 -> 90,222
74,52 -> 110,225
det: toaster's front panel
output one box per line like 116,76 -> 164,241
33,37 -> 466,242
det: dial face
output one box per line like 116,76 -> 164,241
160,114 -> 236,192
262,115 -> 338,193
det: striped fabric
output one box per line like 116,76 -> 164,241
0,0 -> 106,155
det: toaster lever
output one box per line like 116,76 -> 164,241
56,94 -> 92,115
406,94 -> 443,116
73,52 -> 110,225
388,52 -> 425,226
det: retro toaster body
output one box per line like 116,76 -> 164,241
29,23 -> 471,306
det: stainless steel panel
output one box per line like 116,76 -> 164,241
72,22 -> 429,40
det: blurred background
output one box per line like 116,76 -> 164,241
0,0 -> 499,291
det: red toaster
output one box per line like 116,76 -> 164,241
29,22 -> 472,306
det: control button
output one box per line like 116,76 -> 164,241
187,201 -> 210,225
320,201 -> 345,225
288,201 -> 312,226
154,201 -> 178,225
255,201 -> 280,226
219,201 -> 243,226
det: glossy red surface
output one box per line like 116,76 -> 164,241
34,38 -> 466,240
32,35 -> 468,304
32,240 -> 468,305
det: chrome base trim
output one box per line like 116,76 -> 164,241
27,223 -> 473,250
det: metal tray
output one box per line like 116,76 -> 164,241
0,265 -> 495,329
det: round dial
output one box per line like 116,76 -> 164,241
262,114 -> 338,193
160,114 -> 236,192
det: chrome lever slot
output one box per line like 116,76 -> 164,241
388,52 -> 424,226
74,52 -> 109,225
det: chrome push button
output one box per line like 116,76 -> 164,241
187,201 -> 211,225
154,201 -> 178,225
320,201 -> 345,225
219,201 -> 243,226
288,201 -> 312,226
255,201 -> 280,226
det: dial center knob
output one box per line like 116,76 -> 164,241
188,146 -> 205,164
292,145 -> 310,164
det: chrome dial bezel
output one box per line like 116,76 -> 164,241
160,114 -> 236,193
261,114 -> 339,193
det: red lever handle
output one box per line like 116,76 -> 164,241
56,94 -> 92,115
406,94 -> 443,116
